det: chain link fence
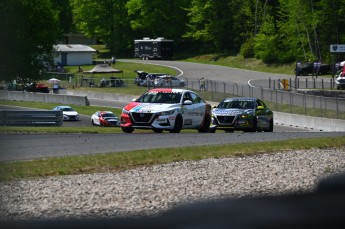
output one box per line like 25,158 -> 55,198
184,78 -> 345,120
41,72 -> 345,120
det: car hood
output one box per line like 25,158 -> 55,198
212,108 -> 254,116
124,102 -> 180,113
63,111 -> 78,116
104,117 -> 119,120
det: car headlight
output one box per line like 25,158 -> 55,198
158,109 -> 175,116
122,108 -> 130,115
240,114 -> 249,119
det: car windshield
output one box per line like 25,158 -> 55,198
62,107 -> 74,111
217,99 -> 255,109
136,92 -> 182,104
102,113 -> 116,118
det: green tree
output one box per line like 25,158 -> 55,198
184,0 -> 235,52
0,0 -> 61,82
71,0 -> 132,54
51,0 -> 74,34
254,14 -> 281,63
126,0 -> 189,43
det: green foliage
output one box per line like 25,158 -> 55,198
0,0 -> 61,81
126,0 -> 190,43
71,0 -> 132,53
240,37 -> 255,58
1,0 -> 345,83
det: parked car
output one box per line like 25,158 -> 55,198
120,88 -> 212,133
209,97 -> 273,132
134,70 -> 148,86
295,62 -> 332,76
91,111 -> 120,127
134,71 -> 168,87
154,75 -> 186,87
52,106 -> 79,121
336,72 -> 345,89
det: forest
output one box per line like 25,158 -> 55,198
1,0 -> 345,81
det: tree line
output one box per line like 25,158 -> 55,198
1,0 -> 344,81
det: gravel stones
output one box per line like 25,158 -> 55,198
1,147 -> 345,221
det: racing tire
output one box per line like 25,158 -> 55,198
121,127 -> 134,133
208,128 -> 216,133
91,119 -> 95,126
170,115 -> 183,133
265,119 -> 274,132
247,118 -> 257,132
153,128 -> 163,133
198,115 -> 211,133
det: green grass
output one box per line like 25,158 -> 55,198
0,100 -> 123,116
0,137 -> 343,182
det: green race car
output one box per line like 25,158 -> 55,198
210,98 -> 273,133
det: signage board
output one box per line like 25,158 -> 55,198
330,44 -> 345,53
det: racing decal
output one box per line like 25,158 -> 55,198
156,118 -> 168,123
149,88 -> 173,93
214,109 -> 241,115
124,102 -> 140,111
184,119 -> 192,125
187,111 -> 204,117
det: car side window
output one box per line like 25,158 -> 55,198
256,100 -> 265,108
183,92 -> 192,103
190,92 -> 204,104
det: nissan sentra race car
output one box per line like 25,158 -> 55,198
210,97 -> 273,132
120,88 -> 211,133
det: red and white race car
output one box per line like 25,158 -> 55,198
91,111 -> 120,127
120,88 -> 212,133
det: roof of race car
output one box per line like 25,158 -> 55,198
98,111 -> 114,114
221,97 -> 256,102
147,88 -> 191,93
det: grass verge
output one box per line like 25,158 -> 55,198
0,137 -> 344,182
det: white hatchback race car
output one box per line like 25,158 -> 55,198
120,88 -> 212,133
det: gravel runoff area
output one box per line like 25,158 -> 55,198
1,147 -> 345,221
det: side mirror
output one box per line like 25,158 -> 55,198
257,106 -> 264,110
131,98 -> 137,102
183,100 -> 193,105
212,105 -> 217,108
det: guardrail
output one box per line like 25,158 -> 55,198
0,111 -> 63,126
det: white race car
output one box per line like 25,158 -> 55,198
120,88 -> 212,133
51,105 -> 79,121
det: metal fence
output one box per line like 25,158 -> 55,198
0,111 -> 63,126
185,78 -> 345,120
41,72 -> 345,120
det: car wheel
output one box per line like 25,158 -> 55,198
247,118 -> 257,132
265,119 -> 274,132
198,115 -> 211,133
91,119 -> 95,126
153,128 -> 163,133
209,128 -> 216,133
170,115 -> 183,133
121,127 -> 134,133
